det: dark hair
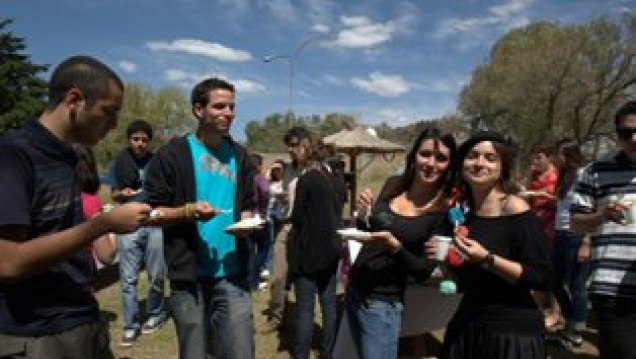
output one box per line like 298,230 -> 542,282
283,126 -> 311,145
530,143 -> 555,157
47,55 -> 123,109
190,77 -> 234,113
71,144 -> 101,195
614,100 -> 636,129
457,131 -> 520,201
126,119 -> 153,140
555,138 -> 584,199
380,127 -> 457,201
250,153 -> 263,169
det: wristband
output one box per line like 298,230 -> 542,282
480,252 -> 495,270
185,203 -> 195,220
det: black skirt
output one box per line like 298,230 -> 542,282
440,317 -> 546,359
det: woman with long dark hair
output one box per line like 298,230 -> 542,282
440,131 -> 551,359
347,127 -> 456,359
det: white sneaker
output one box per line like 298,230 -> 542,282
258,281 -> 269,290
260,269 -> 270,279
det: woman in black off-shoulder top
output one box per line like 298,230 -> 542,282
439,131 -> 551,359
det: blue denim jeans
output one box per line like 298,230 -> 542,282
294,271 -> 338,359
345,288 -> 403,359
117,225 -> 165,331
248,221 -> 274,289
552,230 -> 590,327
170,278 -> 254,359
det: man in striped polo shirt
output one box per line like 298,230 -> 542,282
571,100 -> 636,359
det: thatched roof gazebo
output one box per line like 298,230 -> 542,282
323,127 -> 405,216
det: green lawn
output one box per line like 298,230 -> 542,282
96,272 -> 599,359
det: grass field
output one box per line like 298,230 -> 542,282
97,273 -> 599,359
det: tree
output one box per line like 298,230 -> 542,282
93,82 -> 192,166
459,14 -> 636,159
0,19 -> 48,134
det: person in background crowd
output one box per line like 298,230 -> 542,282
0,55 -> 150,359
570,100 -> 636,359
249,153 -> 272,291
72,143 -> 118,267
525,144 -> 560,329
349,128 -> 456,359
110,119 -> 166,347
259,127 -> 307,334
145,77 -> 256,359
550,138 -> 590,349
439,131 -> 551,359
289,132 -> 346,359
263,159 -> 286,280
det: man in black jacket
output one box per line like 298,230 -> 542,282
110,120 -> 165,347
145,78 -> 256,359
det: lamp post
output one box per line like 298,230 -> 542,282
264,35 -> 323,127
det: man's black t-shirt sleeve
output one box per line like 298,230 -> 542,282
0,144 -> 32,227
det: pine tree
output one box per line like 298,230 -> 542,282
0,18 -> 48,134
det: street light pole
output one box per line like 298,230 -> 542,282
264,35 -> 324,127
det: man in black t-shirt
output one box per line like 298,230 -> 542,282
0,56 -> 151,359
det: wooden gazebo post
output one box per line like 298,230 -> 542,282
323,127 -> 405,218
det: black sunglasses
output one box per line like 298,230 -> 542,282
617,127 -> 636,140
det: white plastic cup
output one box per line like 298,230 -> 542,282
434,235 -> 453,261
627,204 -> 636,225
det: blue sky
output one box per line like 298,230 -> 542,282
4,0 -> 634,140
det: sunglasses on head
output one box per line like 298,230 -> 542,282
616,127 -> 636,140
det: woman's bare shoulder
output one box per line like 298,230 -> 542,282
504,195 -> 530,214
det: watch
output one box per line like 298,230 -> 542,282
480,252 -> 495,270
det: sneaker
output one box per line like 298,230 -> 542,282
559,329 -> 583,348
258,281 -> 269,291
141,316 -> 164,334
119,328 -> 139,347
260,269 -> 271,280
258,318 -> 282,333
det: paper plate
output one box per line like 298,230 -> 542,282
225,218 -> 265,231
337,227 -> 372,240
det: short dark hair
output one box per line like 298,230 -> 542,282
126,119 -> 153,140
614,100 -> 636,129
283,126 -> 310,145
71,144 -> 101,195
250,153 -> 263,169
47,55 -> 123,109
457,131 -> 519,197
190,77 -> 235,110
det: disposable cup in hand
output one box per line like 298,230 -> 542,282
627,204 -> 636,225
434,235 -> 452,261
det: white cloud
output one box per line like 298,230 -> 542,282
233,79 -> 267,94
490,0 -> 536,18
312,23 -> 330,33
376,108 -> 413,123
162,69 -> 265,94
350,72 -> 409,97
433,0 -> 536,50
146,39 -> 252,62
327,16 -> 395,48
118,60 -> 137,73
